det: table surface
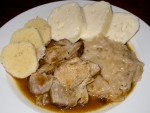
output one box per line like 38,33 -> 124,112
1,0 -> 150,27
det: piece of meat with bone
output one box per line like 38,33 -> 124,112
54,57 -> 100,88
44,39 -> 84,64
82,37 -> 144,101
29,64 -> 54,94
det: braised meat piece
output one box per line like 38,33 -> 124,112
29,64 -> 54,94
44,39 -> 84,64
50,79 -> 81,107
54,57 -> 100,88
50,78 -> 90,107
87,75 -> 111,99
50,57 -> 100,107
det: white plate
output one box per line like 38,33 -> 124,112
0,0 -> 150,113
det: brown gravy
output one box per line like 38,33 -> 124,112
14,77 -> 134,113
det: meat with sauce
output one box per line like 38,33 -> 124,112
28,37 -> 143,108
82,37 -> 144,101
29,64 -> 54,95
50,57 -> 100,107
54,57 -> 100,88
50,78 -> 82,107
44,39 -> 84,64
29,39 -> 84,95
87,75 -> 111,99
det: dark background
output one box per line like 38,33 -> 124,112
0,0 -> 150,27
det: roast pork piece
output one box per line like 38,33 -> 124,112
50,57 -> 100,107
44,39 -> 84,64
29,64 -> 54,94
50,79 -> 82,107
54,57 -> 100,88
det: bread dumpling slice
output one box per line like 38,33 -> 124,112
37,26 -> 51,45
48,2 -> 86,43
25,17 -> 48,27
105,12 -> 139,44
10,27 -> 45,60
11,27 -> 44,49
1,42 -> 39,78
81,1 -> 112,41
25,17 -> 51,45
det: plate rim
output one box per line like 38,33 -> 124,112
0,1 -> 150,113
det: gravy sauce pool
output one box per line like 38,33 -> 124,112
13,43 -> 135,113
14,77 -> 110,112
14,72 -> 134,112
